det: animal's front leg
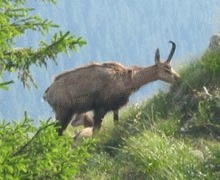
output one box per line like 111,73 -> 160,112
55,106 -> 74,136
93,108 -> 107,131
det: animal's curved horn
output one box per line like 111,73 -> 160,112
155,48 -> 160,64
166,41 -> 176,63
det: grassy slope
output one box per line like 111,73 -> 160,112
76,48 -> 220,179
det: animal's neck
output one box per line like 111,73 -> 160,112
131,65 -> 158,91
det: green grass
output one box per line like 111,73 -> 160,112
120,131 -> 204,179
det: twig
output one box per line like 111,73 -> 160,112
203,86 -> 212,97
12,117 -> 55,157
45,31 -> 70,50
0,80 -> 14,86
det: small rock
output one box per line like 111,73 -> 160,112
209,33 -> 220,50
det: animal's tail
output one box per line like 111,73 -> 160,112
43,87 -> 49,101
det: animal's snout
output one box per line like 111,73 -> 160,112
171,68 -> 180,82
174,73 -> 180,81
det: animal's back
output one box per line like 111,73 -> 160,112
54,62 -> 127,81
44,62 -> 132,112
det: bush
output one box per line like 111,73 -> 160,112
0,114 -> 95,179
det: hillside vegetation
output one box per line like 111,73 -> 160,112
77,48 -> 220,179
1,48 -> 220,179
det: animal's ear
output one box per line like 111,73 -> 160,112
155,48 -> 160,65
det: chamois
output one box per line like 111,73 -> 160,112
44,41 -> 180,135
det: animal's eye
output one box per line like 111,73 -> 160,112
164,66 -> 171,73
165,69 -> 171,73
166,65 -> 171,69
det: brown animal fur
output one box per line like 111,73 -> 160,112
44,41 -> 179,135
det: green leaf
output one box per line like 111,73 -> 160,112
0,80 -> 14,90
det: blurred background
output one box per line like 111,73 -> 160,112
1,0 -> 220,121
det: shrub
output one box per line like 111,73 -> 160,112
0,114 -> 95,179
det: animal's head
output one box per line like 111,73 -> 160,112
154,41 -> 180,83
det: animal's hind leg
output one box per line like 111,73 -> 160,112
93,108 -> 107,131
55,106 -> 74,136
113,110 -> 119,123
